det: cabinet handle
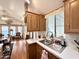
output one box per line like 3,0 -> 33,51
67,24 -> 70,28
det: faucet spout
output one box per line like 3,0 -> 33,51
46,31 -> 53,38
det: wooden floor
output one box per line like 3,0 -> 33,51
11,40 -> 27,59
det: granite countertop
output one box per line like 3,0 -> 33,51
26,39 -> 79,59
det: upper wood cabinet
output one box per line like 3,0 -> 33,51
64,0 -> 79,33
27,12 -> 34,31
39,15 -> 46,31
25,12 -> 46,32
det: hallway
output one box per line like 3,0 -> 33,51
11,40 -> 27,59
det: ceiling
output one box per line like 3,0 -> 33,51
0,0 -> 64,21
28,0 -> 64,14
0,0 -> 25,20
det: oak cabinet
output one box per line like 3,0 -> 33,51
39,15 -> 46,31
26,43 -> 37,59
27,12 -> 39,31
64,0 -> 79,33
36,44 -> 44,59
25,12 -> 46,32
35,14 -> 40,31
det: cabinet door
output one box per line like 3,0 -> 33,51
27,43 -> 36,59
27,12 -> 40,32
48,52 -> 59,59
31,13 -> 37,31
39,15 -> 46,31
27,12 -> 46,32
64,0 -> 70,33
34,14 -> 40,31
69,0 -> 79,32
27,13 -> 34,32
36,44 -> 43,59
64,0 -> 79,33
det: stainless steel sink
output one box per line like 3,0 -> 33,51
40,39 -> 53,45
48,44 -> 65,53
40,39 -> 66,53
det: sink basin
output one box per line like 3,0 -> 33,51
49,44 -> 65,53
40,39 -> 53,45
39,40 -> 66,53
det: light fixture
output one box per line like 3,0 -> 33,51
1,15 -> 9,20
25,0 -> 30,4
0,10 -> 9,20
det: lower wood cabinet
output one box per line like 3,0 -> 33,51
36,44 -> 44,59
26,43 -> 36,59
26,43 -> 59,59
48,52 -> 59,59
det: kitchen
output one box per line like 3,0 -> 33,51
0,0 -> 79,59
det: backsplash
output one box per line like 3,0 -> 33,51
64,34 -> 79,51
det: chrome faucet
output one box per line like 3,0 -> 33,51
45,31 -> 54,44
46,31 -> 53,38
